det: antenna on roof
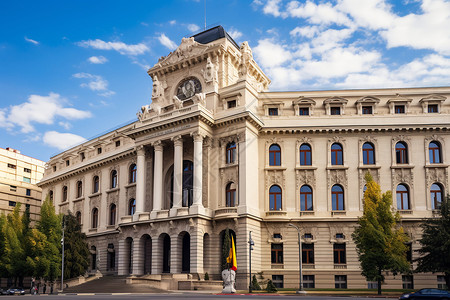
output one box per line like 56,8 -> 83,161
204,0 -> 207,30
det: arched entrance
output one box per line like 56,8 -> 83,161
125,237 -> 133,275
90,245 -> 97,270
107,243 -> 115,272
142,234 -> 152,274
181,232 -> 190,273
161,234 -> 171,273
203,233 -> 210,274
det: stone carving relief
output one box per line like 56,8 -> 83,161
295,169 -> 316,190
392,168 -> 414,188
425,167 -> 448,189
126,185 -> 136,200
359,168 -> 380,190
238,42 -> 253,79
265,222 -> 287,243
327,169 -> 348,189
90,195 -> 101,210
329,224 -> 350,242
106,190 -> 119,204
328,136 -> 345,145
193,92 -> 206,106
154,37 -> 209,67
392,135 -> 411,143
202,56 -> 218,83
265,169 -> 286,189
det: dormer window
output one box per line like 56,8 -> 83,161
227,100 -> 237,109
115,140 -> 120,147
388,96 -> 412,114
362,106 -> 372,114
395,105 -> 405,114
53,166 -> 56,172
66,160 -> 70,166
264,102 -> 284,116
356,96 -> 379,115
97,147 -> 102,154
428,104 -> 438,113
324,97 -> 348,116
80,152 -> 85,161
420,94 -> 446,114
293,97 -> 315,116
268,108 -> 278,116
299,107 -> 309,116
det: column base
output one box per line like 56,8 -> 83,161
189,204 -> 205,215
169,207 -> 179,217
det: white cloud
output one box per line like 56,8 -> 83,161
187,24 -> 200,32
24,37 -> 39,45
43,131 -> 87,151
5,93 -> 92,133
73,73 -> 115,96
58,121 -> 72,130
228,29 -> 243,40
158,34 -> 177,50
88,56 -> 108,64
290,26 -> 320,38
286,1 -> 352,26
263,0 -> 284,17
253,38 -> 292,68
169,20 -> 176,25
77,39 -> 149,56
337,0 -> 395,30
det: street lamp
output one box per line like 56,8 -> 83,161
248,231 -> 254,293
288,223 -> 306,295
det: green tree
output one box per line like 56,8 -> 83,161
0,213 -> 7,278
352,173 -> 410,295
37,196 -> 62,282
251,274 -> 261,290
222,228 -> 231,270
266,279 -> 277,293
415,195 -> 450,290
63,212 -> 89,279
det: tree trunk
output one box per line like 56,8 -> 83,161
377,268 -> 382,295
445,272 -> 450,291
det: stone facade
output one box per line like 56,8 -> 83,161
38,26 -> 450,290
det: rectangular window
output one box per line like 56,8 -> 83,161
53,166 -> 57,172
23,177 -> 31,183
402,275 -> 414,289
437,275 -> 447,289
66,160 -> 70,166
115,141 -> 121,147
10,185 -> 17,192
362,106 -> 373,114
26,189 -> 31,196
24,168 -> 31,173
80,152 -> 85,161
227,100 -> 237,108
273,233 -> 282,239
9,201 -> 16,207
7,163 -> 16,169
268,108 -> 278,116
335,275 -> 347,289
303,275 -> 315,288
97,147 -> 102,154
272,275 -> 284,288
330,107 -> 341,115
395,105 -> 405,114
367,281 -> 378,289
271,244 -> 283,264
304,233 -> 313,239
299,107 -> 309,116
302,243 -> 314,264
428,104 -> 438,113
333,243 -> 346,264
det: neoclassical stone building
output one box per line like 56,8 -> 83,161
38,26 -> 449,290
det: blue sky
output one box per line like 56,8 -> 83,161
1,0 -> 449,162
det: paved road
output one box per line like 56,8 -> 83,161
23,294 -> 395,300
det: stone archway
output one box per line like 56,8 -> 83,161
180,231 -> 191,273
125,237 -> 133,275
141,234 -> 152,274
160,233 -> 171,273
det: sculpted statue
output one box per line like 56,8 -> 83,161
173,95 -> 183,109
221,269 -> 236,293
193,93 -> 206,106
239,42 -> 253,78
151,75 -> 166,115
202,57 -> 218,83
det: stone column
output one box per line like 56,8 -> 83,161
151,236 -> 162,275
117,239 -> 127,275
132,238 -> 143,275
171,135 -> 183,216
134,146 -> 146,221
190,227 -> 204,274
151,141 -> 163,218
192,132 -> 203,206
170,234 -> 180,274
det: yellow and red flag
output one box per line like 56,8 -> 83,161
226,235 -> 237,271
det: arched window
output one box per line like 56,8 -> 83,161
269,144 -> 281,166
331,143 -> 343,165
111,170 -> 118,188
430,183 -> 443,210
395,142 -> 408,164
62,186 -> 68,202
332,184 -> 344,211
300,144 -> 312,166
129,164 -> 137,183
110,204 -> 116,225
300,185 -> 313,211
429,141 -> 441,164
93,176 -> 99,193
269,185 -> 282,211
76,211 -> 81,225
129,198 -> 136,215
362,142 -> 375,165
92,208 -> 98,229
226,142 -> 236,164
396,184 -> 410,210
49,190 -> 53,201
77,181 -> 83,198
226,182 -> 237,207
182,161 -> 194,207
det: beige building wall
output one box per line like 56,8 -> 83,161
38,26 -> 449,290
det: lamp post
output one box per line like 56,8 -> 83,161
61,216 -> 65,293
288,223 -> 306,294
248,231 -> 254,293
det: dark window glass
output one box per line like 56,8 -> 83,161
271,244 -> 283,264
402,275 -> 414,289
362,142 -> 375,165
430,183 -> 443,210
395,105 -> 405,114
26,189 -> 31,196
428,104 -> 438,113
76,211 -> 82,224
302,243 -> 314,264
303,275 -> 315,288
299,107 -> 309,116
80,152 -> 85,161
66,160 -> 70,166
63,186 -> 68,202
97,147 -> 102,154
25,204 -> 30,209
115,141 -> 120,147
273,233 -> 282,239
9,201 -> 16,207
333,244 -> 346,264
331,143 -> 343,165
268,108 -> 278,116
111,170 -> 118,188
332,185 -> 345,211
93,176 -> 99,193
429,141 -> 441,164
362,106 -> 373,114
272,275 -> 284,288
300,144 -> 312,166
77,181 -> 83,198
336,233 -> 345,239
49,190 -> 53,201
300,185 -> 313,211
129,164 -> 137,183
7,163 -> 16,169
24,168 -> 31,173
304,233 -> 313,239
396,184 -> 410,210
330,106 -> 341,115
110,204 -> 116,225
269,144 -> 281,166
227,100 -> 236,108
395,142 -> 408,164
92,208 -> 98,228
269,185 -> 282,211
129,199 -> 136,215
226,142 -> 236,164
335,275 -> 347,289
226,182 -> 236,207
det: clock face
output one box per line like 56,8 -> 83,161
176,77 -> 202,100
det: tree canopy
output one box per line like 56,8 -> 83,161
415,195 -> 450,290
352,173 -> 410,295
63,212 -> 89,279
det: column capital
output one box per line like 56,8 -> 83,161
191,131 -> 205,142
172,135 -> 183,146
136,145 -> 146,156
152,140 -> 163,151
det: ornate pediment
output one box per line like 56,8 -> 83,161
152,37 -> 210,69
